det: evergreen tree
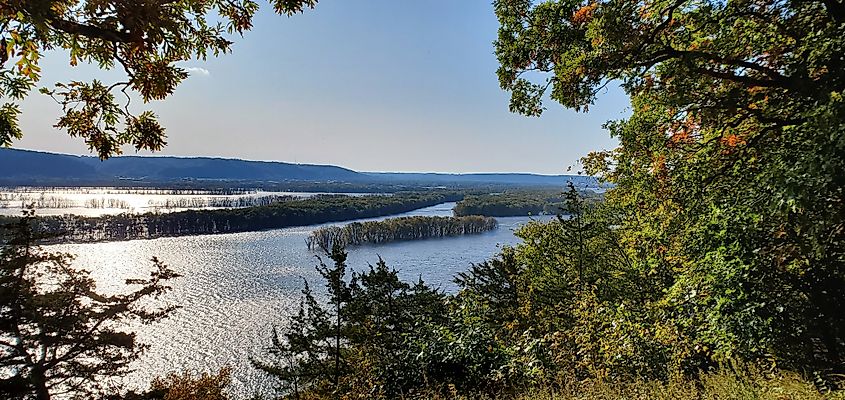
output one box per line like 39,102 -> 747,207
0,210 -> 180,399
255,246 -> 451,398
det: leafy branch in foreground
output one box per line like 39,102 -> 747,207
0,210 -> 180,399
496,0 -> 844,381
1,0 -> 319,158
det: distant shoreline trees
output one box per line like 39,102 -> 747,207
4,192 -> 462,244
306,215 -> 498,251
453,190 -> 604,217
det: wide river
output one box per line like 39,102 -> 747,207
48,202 -> 547,397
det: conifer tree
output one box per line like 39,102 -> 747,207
0,211 -> 180,399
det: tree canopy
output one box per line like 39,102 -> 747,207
1,0 -> 318,158
496,0 -> 844,376
496,0 -> 843,117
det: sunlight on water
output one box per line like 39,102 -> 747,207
0,187 -> 379,216
46,203 -> 547,397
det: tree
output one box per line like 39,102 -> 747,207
0,211 -> 180,399
136,368 -> 233,400
0,0 -> 318,158
496,0 -> 844,376
254,246 -> 453,398
253,246 -> 348,399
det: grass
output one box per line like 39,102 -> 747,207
511,370 -> 844,400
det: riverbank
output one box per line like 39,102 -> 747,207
7,192 -> 463,244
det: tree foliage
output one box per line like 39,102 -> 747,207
495,0 -> 844,379
0,0 -> 318,158
254,246 -> 452,399
139,368 -> 232,400
0,211 -> 180,399
306,215 -> 498,251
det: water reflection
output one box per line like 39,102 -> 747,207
0,188 -> 380,216
48,203 -> 547,397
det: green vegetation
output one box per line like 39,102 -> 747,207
0,211 -> 179,399
305,215 -> 498,251
497,0 -> 844,390
512,370 -> 841,400
253,247 -> 451,399
453,189 -> 602,217
2,0 -> 843,398
251,238 -> 843,399
126,369 -> 233,400
453,190 -> 565,217
1,0 -> 319,158
7,192 -> 461,243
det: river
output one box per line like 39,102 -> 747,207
47,202 -> 549,397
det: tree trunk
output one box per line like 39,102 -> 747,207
32,367 -> 50,400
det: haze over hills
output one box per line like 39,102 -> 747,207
367,172 -> 596,186
0,148 -> 599,188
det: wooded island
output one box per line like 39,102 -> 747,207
306,215 -> 498,250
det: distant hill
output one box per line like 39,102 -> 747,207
368,172 -> 600,188
0,148 -> 101,181
0,148 -> 600,189
0,148 -> 362,184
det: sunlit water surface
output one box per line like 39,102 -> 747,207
47,203 -> 547,397
0,188 -> 378,216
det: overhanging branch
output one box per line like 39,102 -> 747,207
46,18 -> 135,44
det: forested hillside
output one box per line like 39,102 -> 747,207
0,148 -> 363,183
0,148 -> 592,189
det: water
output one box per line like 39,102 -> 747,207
46,202 -> 548,397
0,187 -> 380,216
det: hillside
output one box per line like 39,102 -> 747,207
368,172 -> 600,188
0,148 -> 596,188
0,148 -> 363,184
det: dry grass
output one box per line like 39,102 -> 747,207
512,370 -> 843,400
386,370 -> 843,400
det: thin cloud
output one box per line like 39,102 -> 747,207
185,67 -> 210,77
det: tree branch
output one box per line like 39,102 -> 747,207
822,0 -> 845,23
692,66 -> 793,89
46,18 -> 135,44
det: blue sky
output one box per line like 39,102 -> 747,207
16,0 -> 629,174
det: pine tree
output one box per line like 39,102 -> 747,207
0,211 -> 180,399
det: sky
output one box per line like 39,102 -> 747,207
15,0 -> 630,174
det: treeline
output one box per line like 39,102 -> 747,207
305,215 -> 498,250
251,242 -> 840,399
146,194 -> 296,210
454,190 -> 563,216
8,192 -> 462,243
84,198 -> 131,209
0,193 -> 77,209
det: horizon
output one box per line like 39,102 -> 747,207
12,0 -> 628,175
4,147 -> 589,176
